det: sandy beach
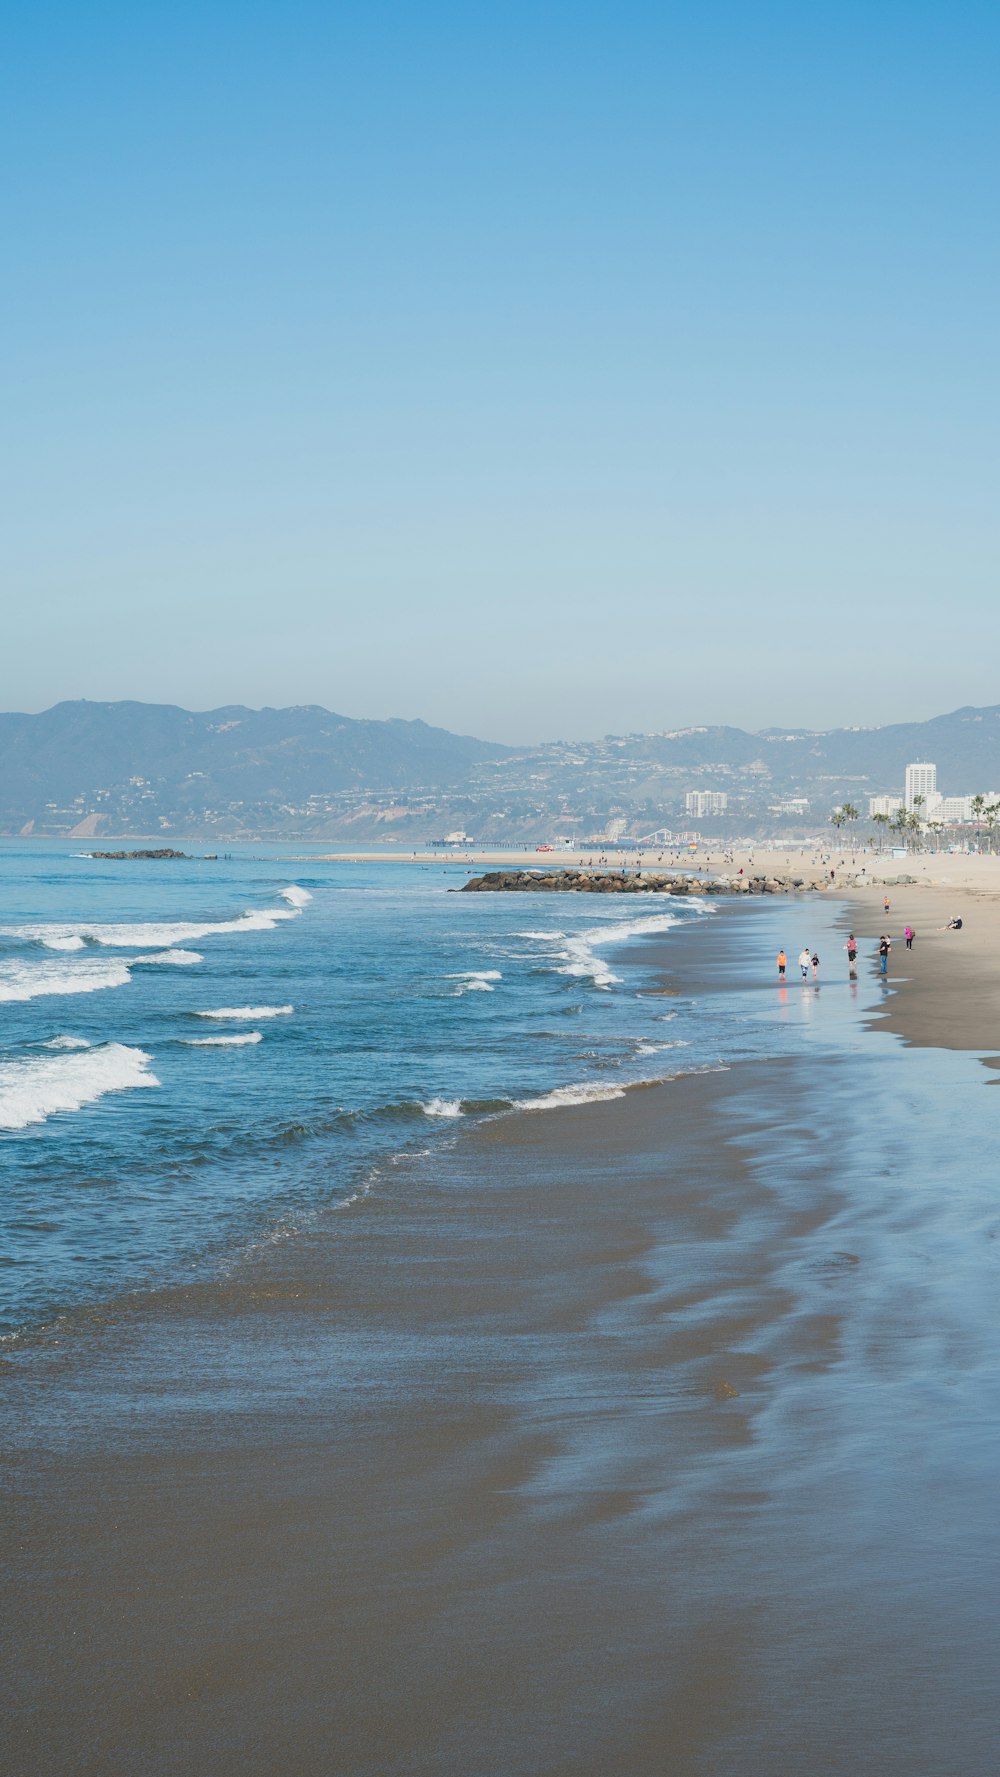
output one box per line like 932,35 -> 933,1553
6,890 -> 1000,1775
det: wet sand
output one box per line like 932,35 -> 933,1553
6,904 -> 1000,1774
839,883 -> 1000,1057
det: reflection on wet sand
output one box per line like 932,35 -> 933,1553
5,902 -> 1000,1775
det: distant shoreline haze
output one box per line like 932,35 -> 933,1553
1,699 -> 999,843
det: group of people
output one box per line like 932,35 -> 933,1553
776,947 -> 821,980
777,907 -> 964,983
776,935 -> 890,981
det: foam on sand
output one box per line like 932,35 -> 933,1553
183,1031 -> 264,1047
195,1005 -> 294,1020
0,1044 -> 159,1131
514,1081 -> 628,1111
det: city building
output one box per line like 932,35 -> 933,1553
868,795 -> 903,818
904,762 -> 937,809
684,791 -> 728,817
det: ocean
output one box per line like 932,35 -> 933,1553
9,842 -> 1000,1774
1,843 -> 868,1340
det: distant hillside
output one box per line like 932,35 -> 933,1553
598,705 -> 1000,786
2,698 -> 998,840
0,701 -> 511,837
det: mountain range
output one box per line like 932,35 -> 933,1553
2,699 -> 999,840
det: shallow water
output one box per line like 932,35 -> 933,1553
6,864 -> 1000,1774
0,844 -> 715,1334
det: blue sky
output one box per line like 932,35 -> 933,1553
2,1 -> 998,741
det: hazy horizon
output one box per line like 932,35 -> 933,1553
4,3 -> 998,740
3,688 -> 999,750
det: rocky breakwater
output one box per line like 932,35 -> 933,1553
89,848 -> 191,860
460,870 -> 832,896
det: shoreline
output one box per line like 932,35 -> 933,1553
6,891 -> 1000,1773
838,882 -> 1000,1059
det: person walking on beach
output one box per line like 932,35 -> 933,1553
879,934 -> 891,975
845,934 -> 858,977
811,951 -> 820,979
883,895 -> 891,915
905,925 -> 914,950
777,949 -> 787,980
798,947 -> 811,980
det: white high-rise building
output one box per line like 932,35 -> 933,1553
684,791 -> 728,818
904,762 -> 937,809
868,795 -> 903,817
938,796 -> 975,823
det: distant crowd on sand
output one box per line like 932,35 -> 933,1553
775,893 -> 964,985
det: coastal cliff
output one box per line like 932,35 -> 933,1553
460,869 -> 832,895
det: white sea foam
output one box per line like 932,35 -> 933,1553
195,1005 -> 294,1020
42,1035 -> 92,1050
183,1031 -> 264,1047
514,1082 -> 628,1111
447,970 -> 502,993
517,929 -> 620,989
422,1097 -> 464,1117
3,904 -> 300,951
41,934 -> 87,951
134,949 -> 203,966
0,956 -> 133,1003
513,1061 -> 714,1113
517,910 -> 686,990
0,1043 -> 159,1131
278,884 -> 312,907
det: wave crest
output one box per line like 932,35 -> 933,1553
0,1044 -> 159,1131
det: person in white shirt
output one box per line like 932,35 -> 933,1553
797,948 -> 811,980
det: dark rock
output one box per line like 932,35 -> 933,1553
89,848 -> 190,860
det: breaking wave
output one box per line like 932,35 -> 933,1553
194,1005 -> 294,1020
447,970 -> 502,994
183,1031 -> 264,1047
133,950 -> 203,966
0,1043 -> 159,1131
422,1097 -> 464,1117
2,885 -> 312,953
514,1081 -> 628,1111
517,909 -> 685,990
0,956 -> 134,1003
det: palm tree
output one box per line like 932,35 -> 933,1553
986,803 -> 1000,854
830,810 -> 846,833
871,811 -> 890,851
971,793 -> 986,848
889,808 -> 911,851
841,802 -> 859,846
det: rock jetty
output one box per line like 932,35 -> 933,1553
460,869 -> 832,896
90,848 -> 191,860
